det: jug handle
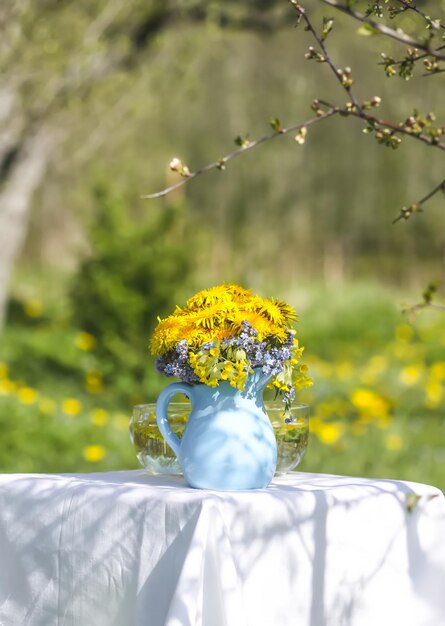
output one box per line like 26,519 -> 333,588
156,382 -> 194,457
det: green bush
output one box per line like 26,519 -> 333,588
70,185 -> 193,399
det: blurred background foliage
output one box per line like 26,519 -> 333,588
0,0 -> 444,487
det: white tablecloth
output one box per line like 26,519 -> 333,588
0,470 -> 444,626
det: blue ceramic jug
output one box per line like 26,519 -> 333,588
156,369 -> 277,490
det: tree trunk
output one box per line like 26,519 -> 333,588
0,127 -> 53,328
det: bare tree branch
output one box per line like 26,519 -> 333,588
288,0 -> 363,113
315,99 -> 445,151
143,1 -> 444,201
320,0 -> 445,60
142,109 -> 339,199
395,0 -> 445,32
392,178 -> 445,223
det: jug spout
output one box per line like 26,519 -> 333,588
256,369 -> 273,391
244,367 -> 273,398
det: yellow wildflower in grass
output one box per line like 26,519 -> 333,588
23,297 -> 43,318
399,363 -> 423,386
350,393 -> 392,426
0,362 -> 8,378
85,371 -> 103,394
316,422 -> 344,445
0,378 -> 17,395
83,445 -> 106,462
62,398 -> 82,416
424,379 -> 443,409
17,387 -> 38,405
384,433 -> 403,451
75,332 -> 96,351
91,408 -> 109,426
430,362 -> 445,381
350,388 -> 389,418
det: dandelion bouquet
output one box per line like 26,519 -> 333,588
150,284 -> 312,407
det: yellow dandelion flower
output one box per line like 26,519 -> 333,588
385,434 -> 402,451
0,362 -> 9,378
75,332 -> 96,351
185,324 -> 221,348
17,387 -> 38,405
83,445 -> 106,462
254,297 -> 297,326
223,284 -> 253,302
150,315 -> 189,355
316,422 -> 344,445
399,364 -> 423,386
23,297 -> 43,318
186,302 -> 236,330
424,379 -> 443,408
91,408 -> 109,426
62,398 -> 82,416
230,310 -> 272,339
0,378 -> 17,395
186,284 -> 251,310
350,388 -> 389,417
430,362 -> 445,381
85,371 -> 103,394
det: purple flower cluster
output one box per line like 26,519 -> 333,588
155,321 -> 296,403
155,339 -> 200,384
225,321 -> 293,374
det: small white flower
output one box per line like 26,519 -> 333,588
169,157 -> 182,171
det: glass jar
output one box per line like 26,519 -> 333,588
130,400 -> 309,476
265,402 -> 310,475
129,402 -> 189,475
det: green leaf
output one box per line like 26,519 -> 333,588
406,493 -> 421,513
357,23 -> 380,36
321,17 -> 334,41
270,117 -> 282,133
